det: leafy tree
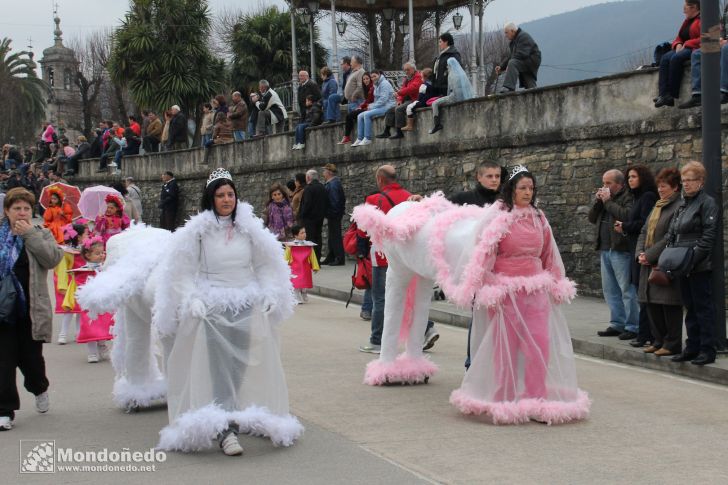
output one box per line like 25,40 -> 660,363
108,0 -> 222,121
0,38 -> 47,144
230,6 -> 328,95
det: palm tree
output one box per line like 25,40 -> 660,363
0,38 -> 47,144
230,6 -> 328,95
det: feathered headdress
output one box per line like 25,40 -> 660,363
48,185 -> 64,202
62,223 -> 78,241
105,193 -> 124,210
82,235 -> 104,250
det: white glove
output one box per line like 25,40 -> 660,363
261,296 -> 276,316
187,299 -> 207,320
418,84 -> 427,94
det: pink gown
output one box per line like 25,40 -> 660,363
284,242 -> 319,289
74,269 -> 115,343
450,205 -> 590,425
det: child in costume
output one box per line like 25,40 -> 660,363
55,222 -> 89,344
94,193 -> 130,243
43,186 -> 73,243
284,225 -> 319,303
74,236 -> 114,363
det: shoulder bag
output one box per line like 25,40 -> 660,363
657,246 -> 693,279
0,275 -> 18,324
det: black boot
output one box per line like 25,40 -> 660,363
375,127 -> 391,138
429,117 -> 443,134
678,94 -> 701,109
654,94 -> 674,108
389,128 -> 404,139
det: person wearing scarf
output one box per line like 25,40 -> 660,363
635,168 -> 684,357
0,188 -> 63,431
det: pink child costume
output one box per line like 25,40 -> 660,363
94,194 -> 130,244
284,241 -> 319,289
449,201 -> 590,425
74,265 -> 115,344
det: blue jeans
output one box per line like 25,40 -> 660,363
658,48 -> 693,98
202,134 -> 212,146
247,119 -> 256,138
369,266 -> 387,345
113,149 -> 123,168
600,250 -> 639,333
326,93 -> 343,121
690,45 -> 728,94
295,122 -> 310,144
357,107 -> 390,140
233,130 -> 246,142
362,288 -> 373,313
348,99 -> 364,113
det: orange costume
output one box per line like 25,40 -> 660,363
43,188 -> 73,243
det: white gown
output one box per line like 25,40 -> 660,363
154,204 -> 301,451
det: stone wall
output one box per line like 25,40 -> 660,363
72,67 -> 728,298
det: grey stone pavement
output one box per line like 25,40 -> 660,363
2,265 -> 728,484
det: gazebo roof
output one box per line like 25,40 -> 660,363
290,0 -> 471,13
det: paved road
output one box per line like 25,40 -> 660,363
3,295 -> 728,484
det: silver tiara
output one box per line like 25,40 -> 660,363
206,167 -> 233,187
509,165 -> 529,180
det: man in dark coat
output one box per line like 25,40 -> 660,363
432,32 -> 462,97
63,136 -> 91,176
297,70 -> 321,120
322,163 -> 346,265
159,171 -> 179,231
497,22 -> 542,93
299,169 -> 328,263
167,105 -> 188,150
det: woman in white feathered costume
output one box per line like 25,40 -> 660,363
153,168 -> 302,456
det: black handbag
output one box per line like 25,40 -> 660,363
657,247 -> 694,278
0,275 -> 18,324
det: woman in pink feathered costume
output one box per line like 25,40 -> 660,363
94,193 -> 130,243
449,167 -> 590,424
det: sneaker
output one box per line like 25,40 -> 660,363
338,136 -> 351,145
359,343 -> 381,354
87,354 -> 99,363
358,138 -> 372,146
359,310 -> 372,321
35,392 -> 49,413
57,333 -> 67,345
351,138 -> 362,147
423,326 -> 440,351
678,94 -> 701,109
220,432 -> 244,456
297,143 -> 305,150
0,416 -> 13,431
98,342 -> 110,361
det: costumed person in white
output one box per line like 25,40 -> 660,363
153,168 -> 302,456
76,225 -> 172,411
449,166 -> 590,424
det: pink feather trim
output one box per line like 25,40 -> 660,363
399,278 -> 418,343
363,354 -> 438,386
449,389 -> 591,425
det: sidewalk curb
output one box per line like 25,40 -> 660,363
310,284 -> 728,387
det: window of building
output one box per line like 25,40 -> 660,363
64,69 -> 72,90
48,67 -> 55,87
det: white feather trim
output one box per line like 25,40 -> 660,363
156,403 -> 304,452
152,203 -> 296,337
113,376 -> 167,409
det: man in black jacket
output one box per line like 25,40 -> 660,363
167,105 -> 188,151
297,70 -> 321,120
497,22 -> 542,93
322,163 -> 346,265
299,169 -> 328,263
159,171 -> 179,231
449,161 -> 504,207
63,136 -> 91,176
432,32 -> 462,97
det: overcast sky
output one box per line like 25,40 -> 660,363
3,0 -> 624,57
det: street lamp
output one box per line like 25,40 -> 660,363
469,0 -> 483,17
307,0 -> 319,14
452,11 -> 464,30
336,17 -> 348,36
302,10 -> 312,24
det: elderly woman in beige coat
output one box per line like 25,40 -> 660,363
636,168 -> 683,356
0,188 -> 63,431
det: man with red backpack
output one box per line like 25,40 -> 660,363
356,165 -> 439,354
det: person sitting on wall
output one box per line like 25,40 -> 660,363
654,0 -> 701,108
496,22 -> 542,94
292,95 -> 323,150
254,80 -> 288,136
376,61 -> 423,140
679,37 -> 728,109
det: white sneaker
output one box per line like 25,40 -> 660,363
298,143 -> 305,150
57,333 -> 66,345
423,326 -> 440,351
358,138 -> 372,146
87,354 -> 99,363
220,432 -> 244,456
35,392 -> 49,413
351,139 -> 362,147
0,416 -> 13,431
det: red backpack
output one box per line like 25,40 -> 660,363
343,221 -> 359,256
346,256 -> 372,308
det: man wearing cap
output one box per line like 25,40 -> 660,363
322,163 -> 346,266
167,105 -> 188,151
